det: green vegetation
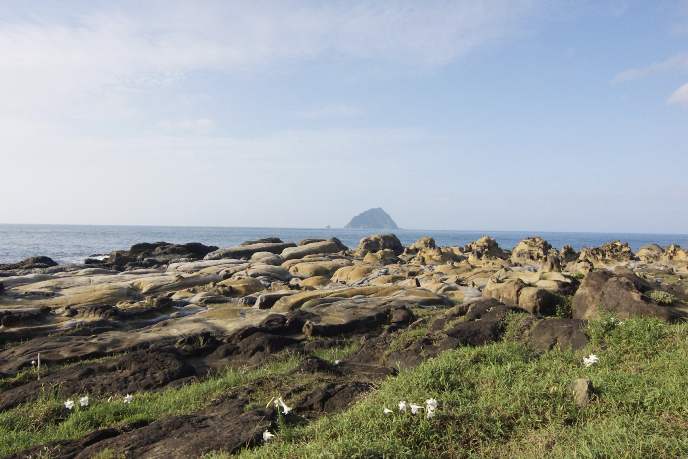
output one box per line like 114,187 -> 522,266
553,294 -> 573,319
649,290 -> 678,305
571,272 -> 585,280
225,314 -> 688,458
310,341 -> 361,363
4,314 -> 688,458
0,355 -> 302,457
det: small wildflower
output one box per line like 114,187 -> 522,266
334,360 -> 340,365
425,398 -> 437,411
410,403 -> 423,415
31,360 -> 36,366
426,409 -> 435,419
79,396 -> 89,407
276,397 -> 292,415
263,430 -> 275,441
398,400 -> 407,412
64,400 -> 74,410
383,408 -> 393,414
123,394 -> 133,404
583,354 -> 599,367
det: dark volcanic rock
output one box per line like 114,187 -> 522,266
294,381 -> 372,413
0,256 -> 58,270
572,270 -> 687,322
98,241 -> 219,270
345,208 -> 398,229
529,319 -> 589,351
0,348 -> 196,412
74,401 -> 272,459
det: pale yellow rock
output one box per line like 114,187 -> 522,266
289,260 -> 352,279
281,241 -> 341,261
216,277 -> 266,297
363,249 -> 397,264
300,276 -> 332,288
272,290 -> 346,312
331,266 -> 376,284
369,274 -> 405,285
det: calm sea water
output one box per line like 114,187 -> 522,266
1,224 -> 687,265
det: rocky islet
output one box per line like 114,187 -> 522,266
1,234 -> 688,458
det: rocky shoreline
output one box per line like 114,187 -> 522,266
1,234 -> 687,458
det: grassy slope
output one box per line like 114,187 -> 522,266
225,313 -> 688,458
2,313 -> 688,458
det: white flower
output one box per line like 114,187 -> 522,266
583,354 -> 599,367
383,408 -> 393,414
425,398 -> 438,411
426,408 -> 435,419
276,397 -> 292,415
263,430 -> 275,441
79,396 -> 89,407
398,400 -> 407,411
31,360 -> 36,366
410,403 -> 423,415
64,400 -> 74,410
123,394 -> 133,404
334,360 -> 340,365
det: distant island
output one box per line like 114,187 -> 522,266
344,207 -> 398,229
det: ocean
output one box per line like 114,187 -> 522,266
1,224 -> 687,265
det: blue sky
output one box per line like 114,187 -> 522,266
1,1 -> 687,233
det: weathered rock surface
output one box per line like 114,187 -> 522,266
204,241 -> 297,260
571,270 -> 686,322
2,232 -> 688,458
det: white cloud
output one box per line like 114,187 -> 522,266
0,1 -> 543,117
667,81 -> 688,108
156,118 -> 216,133
611,52 -> 688,83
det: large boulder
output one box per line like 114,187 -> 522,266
464,236 -> 507,262
571,270 -> 686,322
529,319 -> 588,351
204,242 -> 297,260
510,237 -> 552,265
403,237 -> 436,255
281,241 -> 342,261
578,241 -> 635,267
636,244 -> 664,263
357,234 -> 403,256
483,277 -> 557,315
0,256 -> 58,270
288,260 -> 352,279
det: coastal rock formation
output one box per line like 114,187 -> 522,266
2,233 -> 688,458
357,233 -> 403,255
344,208 -> 398,229
510,237 -> 552,265
572,269 -> 686,322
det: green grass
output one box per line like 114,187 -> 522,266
5,314 -> 688,458
0,354 -> 302,457
310,341 -> 362,363
222,315 -> 688,458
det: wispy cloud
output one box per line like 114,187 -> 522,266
0,1 -> 543,118
668,81 -> 688,108
611,52 -> 688,83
